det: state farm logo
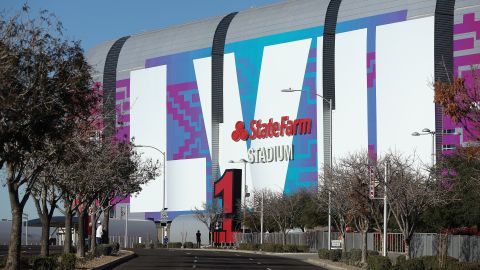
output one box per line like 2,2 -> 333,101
231,116 -> 312,142
231,121 -> 249,141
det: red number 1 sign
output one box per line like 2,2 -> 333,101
213,169 -> 242,244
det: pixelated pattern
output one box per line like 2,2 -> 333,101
145,49 -> 213,210
443,12 -> 480,154
285,42 -> 318,193
167,82 -> 207,160
116,79 -> 130,141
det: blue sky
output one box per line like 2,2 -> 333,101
1,0 -> 284,51
0,0 -> 284,220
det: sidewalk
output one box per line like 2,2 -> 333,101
192,248 -> 361,270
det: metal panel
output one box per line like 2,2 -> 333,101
225,0 -> 330,44
211,12 -> 238,183
102,36 -> 130,138
86,40 -> 116,83
115,17 -> 223,80
435,0 -> 455,161
338,0 -> 437,22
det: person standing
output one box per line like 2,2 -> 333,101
196,230 -> 201,248
96,220 -> 103,245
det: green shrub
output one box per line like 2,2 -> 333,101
261,243 -> 282,252
134,243 -> 146,249
0,256 -> 5,268
96,244 -> 114,256
318,248 -> 330,259
296,245 -> 310,253
398,258 -> 424,270
454,262 -> 480,270
329,249 -> 342,261
112,242 -> 120,254
149,243 -> 155,249
20,256 -> 32,269
184,242 -> 194,248
239,243 -> 254,250
350,249 -> 362,263
341,251 -> 351,261
32,256 -> 58,270
422,256 -> 458,270
282,244 -> 297,253
60,253 -> 76,270
368,250 -> 380,256
367,255 -> 392,270
168,242 -> 183,248
395,255 -> 406,265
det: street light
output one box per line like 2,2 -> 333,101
133,144 -> 167,245
281,88 -> 333,250
228,159 -> 250,236
411,128 -> 462,166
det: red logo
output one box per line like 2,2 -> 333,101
232,116 -> 311,142
231,121 -> 249,142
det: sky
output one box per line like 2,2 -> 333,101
0,0 -> 284,51
0,0 -> 285,220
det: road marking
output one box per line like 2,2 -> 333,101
235,254 -> 240,256
193,265 -> 196,268
257,262 -> 262,264
267,268 -> 272,270
194,260 -> 198,263
249,258 -> 254,261
187,252 -> 191,255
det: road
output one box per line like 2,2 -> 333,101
114,249 -> 327,270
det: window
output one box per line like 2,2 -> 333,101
442,144 -> 456,151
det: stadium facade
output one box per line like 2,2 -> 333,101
86,0 -> 480,221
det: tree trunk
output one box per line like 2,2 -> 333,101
361,230 -> 368,264
341,233 -> 347,253
64,209 -> 72,254
40,217 -> 50,256
5,163 -> 23,270
76,209 -> 86,258
34,193 -> 51,257
405,236 -> 411,260
103,208 -> 110,244
91,210 -> 96,252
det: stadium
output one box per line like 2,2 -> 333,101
86,0 -> 479,242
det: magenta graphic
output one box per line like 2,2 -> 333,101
444,12 -> 480,154
115,79 -> 130,141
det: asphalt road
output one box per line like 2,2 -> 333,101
114,249 -> 327,270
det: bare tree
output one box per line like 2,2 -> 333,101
319,163 -> 354,253
0,6 -> 98,268
262,190 -> 302,246
193,201 -> 223,246
340,152 -> 377,263
31,161 -> 63,256
89,139 -> 160,250
386,152 -> 448,259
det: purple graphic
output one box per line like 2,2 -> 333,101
116,79 -> 130,141
443,12 -> 480,154
167,81 -> 206,160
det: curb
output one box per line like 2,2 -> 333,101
306,258 -> 354,270
91,252 -> 137,270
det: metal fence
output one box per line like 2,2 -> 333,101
235,231 -> 480,262
109,235 -> 150,248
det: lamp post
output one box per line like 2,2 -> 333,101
411,128 -> 436,166
133,145 -> 167,243
228,159 -> 250,236
281,88 -> 333,250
